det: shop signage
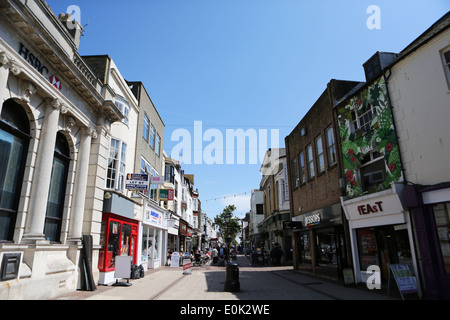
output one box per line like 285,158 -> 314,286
305,213 -> 321,227
183,258 -> 192,275
18,42 -> 49,75
151,176 -> 164,184
18,43 -> 62,91
342,191 -> 405,227
159,189 -> 174,201
170,252 -> 180,268
357,201 -> 383,215
126,173 -> 149,190
389,264 -> 418,297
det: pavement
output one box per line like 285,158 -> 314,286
51,254 -> 400,301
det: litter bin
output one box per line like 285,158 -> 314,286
224,262 -> 240,292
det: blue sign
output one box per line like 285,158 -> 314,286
126,173 -> 149,190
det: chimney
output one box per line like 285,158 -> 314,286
58,13 -> 83,50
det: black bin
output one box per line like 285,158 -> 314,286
224,262 -> 240,292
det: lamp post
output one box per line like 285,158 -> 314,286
224,212 -> 231,263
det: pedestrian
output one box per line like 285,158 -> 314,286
211,247 -> 218,265
273,244 -> 283,266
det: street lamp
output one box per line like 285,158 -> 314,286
224,213 -> 231,263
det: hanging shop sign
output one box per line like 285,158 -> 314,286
151,176 -> 164,184
159,189 -> 174,201
126,173 -> 149,190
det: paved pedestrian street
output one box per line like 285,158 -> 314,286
53,254 -> 393,301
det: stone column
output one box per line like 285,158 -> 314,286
67,126 -> 95,244
23,98 -> 61,243
0,52 -> 21,113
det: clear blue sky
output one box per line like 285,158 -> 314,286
47,1 -> 449,219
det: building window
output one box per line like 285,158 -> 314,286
352,103 -> 374,133
291,157 -> 299,188
315,136 -> 325,174
114,97 -> 130,125
44,132 -> 70,243
0,100 -> 30,241
155,133 -> 161,156
326,127 -> 337,166
106,138 -> 127,191
306,144 -> 315,179
140,157 -> 152,197
150,124 -> 155,149
299,151 -> 306,185
143,114 -> 149,141
165,163 -> 174,184
359,151 -> 385,194
433,202 -> 450,274
442,48 -> 450,90
256,204 -> 263,215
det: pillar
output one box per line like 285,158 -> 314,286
23,98 -> 61,243
67,127 -> 94,244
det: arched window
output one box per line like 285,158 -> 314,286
44,132 -> 70,242
0,100 -> 30,241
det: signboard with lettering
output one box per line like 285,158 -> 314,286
389,264 -> 418,299
126,173 -> 149,190
159,189 -> 174,201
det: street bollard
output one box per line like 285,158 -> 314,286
224,262 -> 240,292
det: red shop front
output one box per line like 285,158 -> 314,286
98,212 -> 139,284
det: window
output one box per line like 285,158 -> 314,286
256,204 -> 263,215
299,151 -> 306,184
140,157 -> 152,197
442,48 -> 450,90
352,103 -> 374,133
433,203 -> 450,274
165,163 -> 174,184
114,97 -> 130,125
306,145 -> 315,179
106,138 -> 127,191
326,127 -> 337,166
155,133 -> 161,156
315,136 -> 325,173
149,124 -> 155,149
44,132 -> 70,242
291,157 -> 299,188
143,114 -> 149,141
0,100 -> 30,241
359,151 -> 385,193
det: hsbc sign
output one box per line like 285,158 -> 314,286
49,75 -> 62,91
18,43 -> 62,91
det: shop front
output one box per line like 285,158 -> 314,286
98,192 -> 139,285
139,202 -> 168,269
292,203 -> 349,280
179,219 -> 193,254
341,183 -> 419,289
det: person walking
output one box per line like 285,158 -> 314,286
211,247 -> 218,265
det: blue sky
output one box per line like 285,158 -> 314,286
47,1 -> 449,219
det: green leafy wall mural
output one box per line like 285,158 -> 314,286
336,77 -> 403,198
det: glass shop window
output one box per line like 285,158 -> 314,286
433,203 -> 450,274
316,231 -> 338,268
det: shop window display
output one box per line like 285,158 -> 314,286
433,203 -> 450,274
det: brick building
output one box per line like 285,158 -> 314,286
285,79 -> 360,280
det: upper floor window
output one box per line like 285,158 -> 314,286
106,138 -> 127,192
306,144 -> 315,179
143,114 -> 149,141
291,157 -> 299,188
299,151 -> 306,185
155,133 -> 161,156
315,136 -> 325,174
149,124 -> 155,149
442,48 -> 450,90
326,127 -> 337,166
359,150 -> 385,194
351,103 -> 374,134
114,97 -> 130,125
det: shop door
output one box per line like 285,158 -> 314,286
377,226 -> 398,281
130,225 -> 138,264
